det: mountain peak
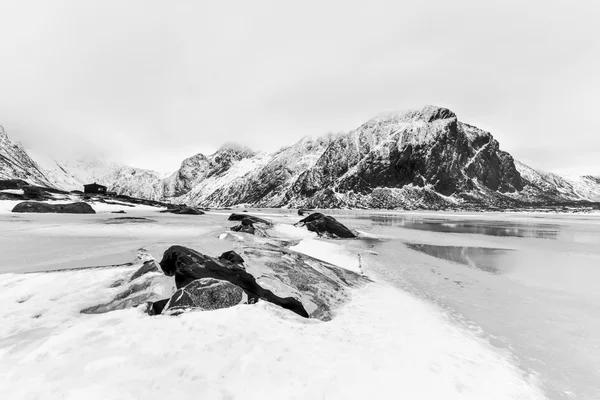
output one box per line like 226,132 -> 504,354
409,105 -> 456,122
215,142 -> 254,154
373,105 -> 456,124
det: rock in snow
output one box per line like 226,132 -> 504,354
80,214 -> 367,320
227,213 -> 273,226
162,278 -> 245,315
12,201 -> 96,214
159,205 -> 205,215
296,213 -> 356,238
159,245 -> 309,318
218,250 -> 245,264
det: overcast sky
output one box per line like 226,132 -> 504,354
0,0 -> 598,175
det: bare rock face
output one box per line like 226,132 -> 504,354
12,201 -> 96,214
287,106 -> 523,207
162,278 -> 245,315
159,245 -> 309,318
296,213 -> 356,238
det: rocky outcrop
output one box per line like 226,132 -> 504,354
296,213 -> 356,238
285,107 -> 524,208
78,214 -> 367,320
240,245 -> 369,320
229,216 -> 270,236
162,278 -> 245,315
159,245 -> 309,318
159,205 -> 205,215
227,213 -> 272,226
12,201 -> 96,214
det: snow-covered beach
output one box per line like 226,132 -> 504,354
3,202 -> 599,399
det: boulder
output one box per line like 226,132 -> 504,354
159,246 -> 309,318
231,224 -> 255,234
12,201 -> 96,214
241,245 -> 369,320
227,213 -> 272,226
147,299 -> 169,316
162,278 -> 245,315
218,250 -> 245,264
160,205 -> 205,215
296,213 -> 356,238
112,210 -> 126,214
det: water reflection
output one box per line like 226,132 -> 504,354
360,216 -> 560,239
406,243 -> 514,274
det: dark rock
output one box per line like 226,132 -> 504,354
160,205 -> 205,215
0,179 -> 29,190
296,213 -> 356,238
112,210 -> 126,214
227,213 -> 272,226
130,260 -> 159,282
240,217 -> 254,226
159,246 -> 309,318
218,250 -> 245,264
297,208 -> 314,216
231,224 -> 255,234
12,201 -> 96,214
23,186 -> 48,199
147,299 -> 169,316
163,278 -> 245,315
106,217 -> 155,224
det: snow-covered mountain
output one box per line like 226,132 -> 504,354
1,106 -> 599,209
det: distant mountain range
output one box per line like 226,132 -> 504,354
2,106 -> 599,209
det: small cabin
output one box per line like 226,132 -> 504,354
83,183 -> 107,195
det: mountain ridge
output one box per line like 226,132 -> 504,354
2,106 -> 599,209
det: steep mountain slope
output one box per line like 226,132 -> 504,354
163,144 -> 256,197
281,107 -> 523,208
176,106 -> 532,209
0,126 -> 58,186
514,161 -> 600,202
179,137 -> 332,207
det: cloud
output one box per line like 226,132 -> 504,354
0,0 -> 598,174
